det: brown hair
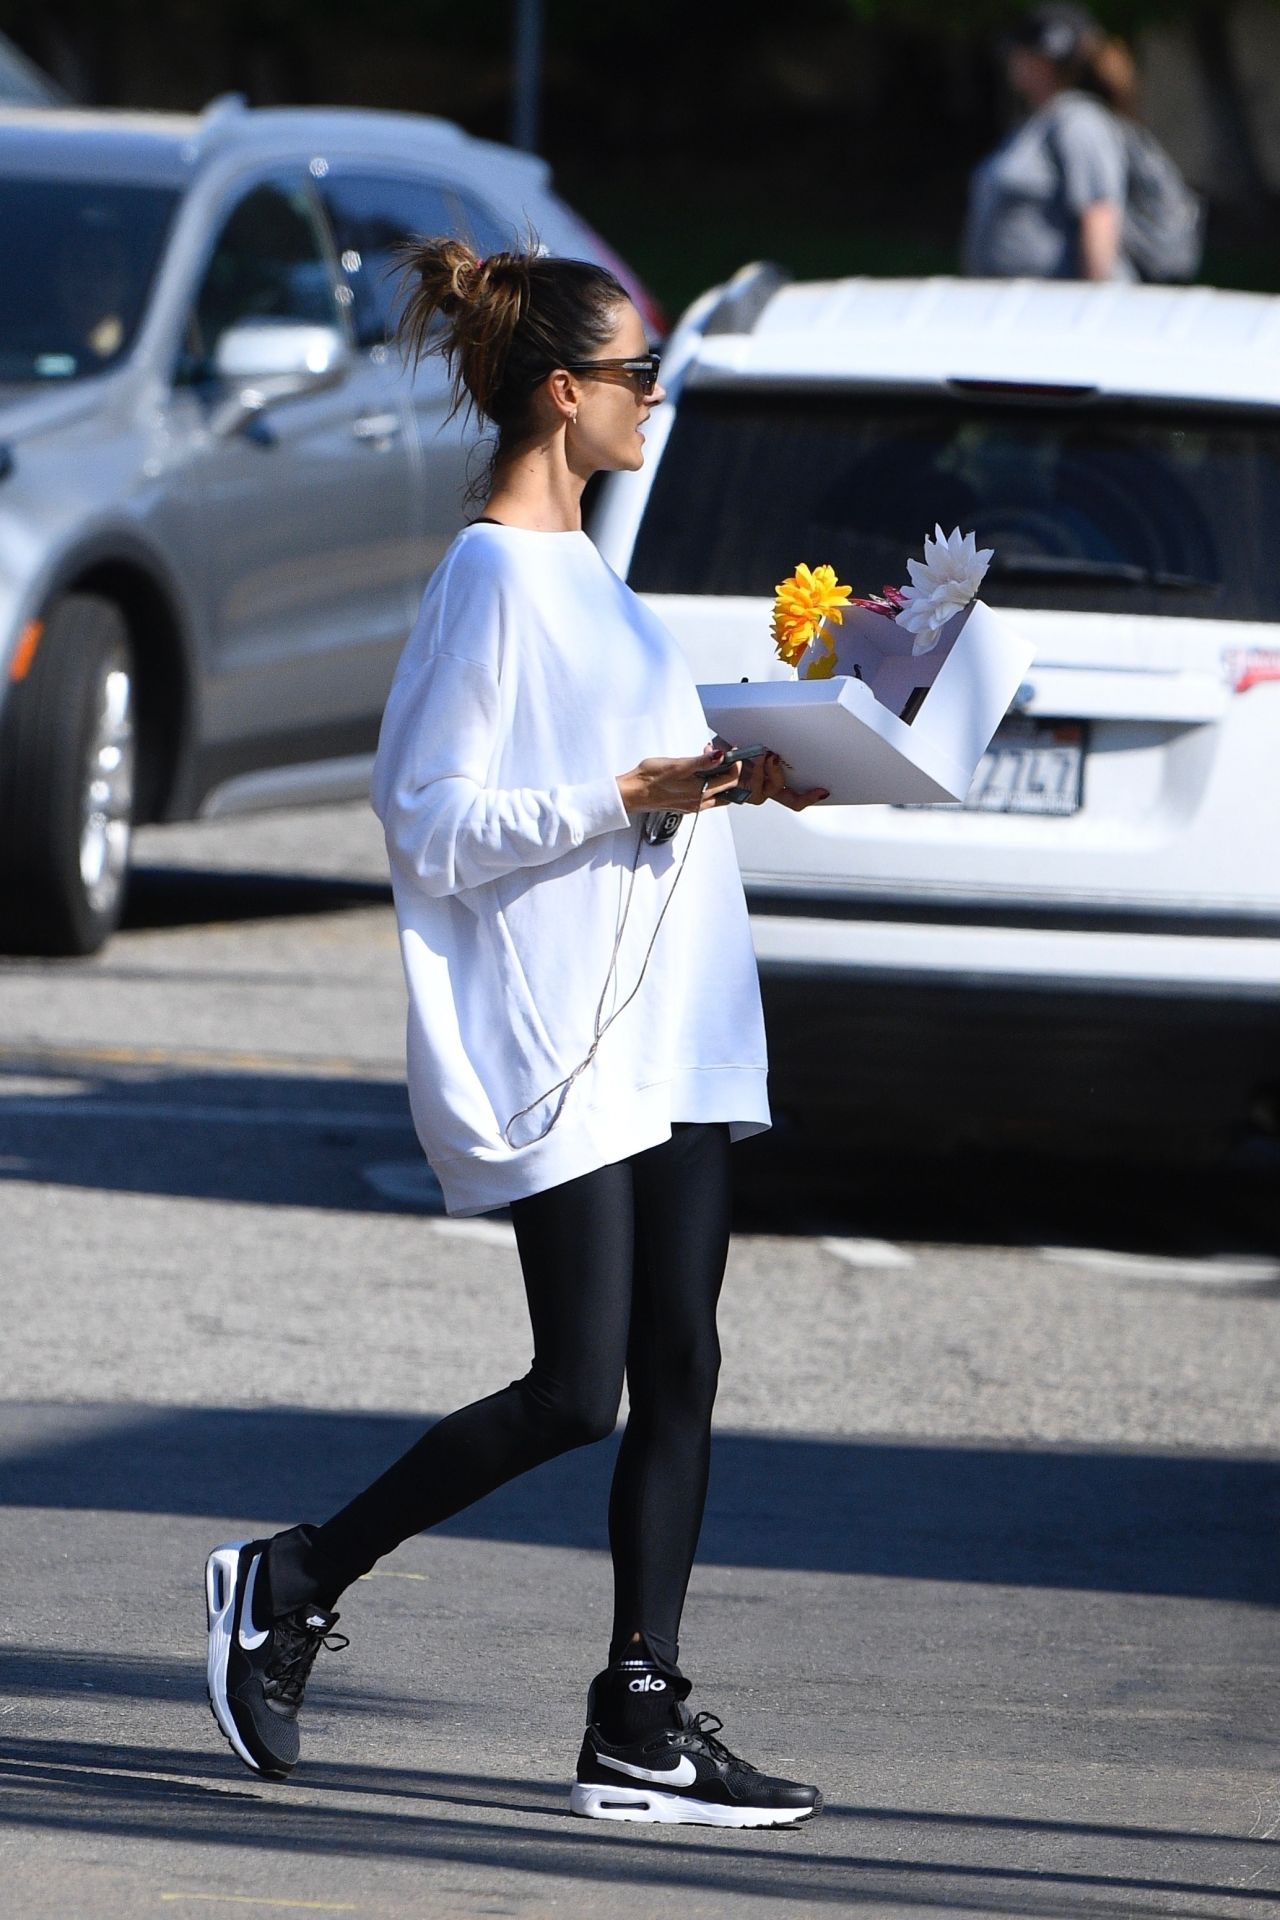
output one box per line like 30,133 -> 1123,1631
1081,34 -> 1138,119
395,237 -> 629,495
1010,7 -> 1139,118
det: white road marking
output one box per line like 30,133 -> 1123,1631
429,1217 -> 517,1250
820,1236 -> 916,1271
361,1159 -> 445,1210
0,1075 -> 93,1098
1040,1246 -> 1280,1287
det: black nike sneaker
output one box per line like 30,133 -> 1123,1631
572,1698 -> 823,1828
204,1537 -> 347,1779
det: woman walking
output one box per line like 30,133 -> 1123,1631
964,4 -> 1138,282
204,239 -> 825,1828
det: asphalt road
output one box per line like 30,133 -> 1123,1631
1,803 -> 1278,1920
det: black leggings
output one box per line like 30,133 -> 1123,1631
271,1123 -> 733,1668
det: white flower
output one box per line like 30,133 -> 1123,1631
894,525 -> 994,655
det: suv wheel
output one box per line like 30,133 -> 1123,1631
0,594 -> 138,957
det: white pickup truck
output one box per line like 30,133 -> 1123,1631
591,266 -> 1280,1159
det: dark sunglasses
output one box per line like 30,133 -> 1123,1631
561,353 -> 662,396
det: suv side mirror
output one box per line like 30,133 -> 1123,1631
210,322 -> 351,434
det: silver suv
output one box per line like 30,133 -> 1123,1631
0,99 -> 659,954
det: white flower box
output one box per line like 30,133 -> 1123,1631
698,599 -> 1035,806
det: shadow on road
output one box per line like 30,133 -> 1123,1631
0,1733 -> 1273,1915
123,865 -> 392,932
0,1057 -> 416,1215
1,1403 -> 1276,1606
0,1051 -> 1277,1254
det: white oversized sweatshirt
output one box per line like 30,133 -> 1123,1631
370,522 -> 769,1215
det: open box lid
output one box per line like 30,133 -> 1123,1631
699,600 -> 1035,806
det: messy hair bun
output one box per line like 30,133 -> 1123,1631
396,236 -> 629,490
397,238 -> 532,421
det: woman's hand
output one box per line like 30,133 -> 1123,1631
735,750 -> 828,812
617,746 -> 829,816
617,748 -> 741,815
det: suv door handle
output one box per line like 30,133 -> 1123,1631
352,412 -> 402,443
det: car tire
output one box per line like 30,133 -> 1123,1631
0,594 -> 138,957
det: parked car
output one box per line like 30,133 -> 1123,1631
0,97 -> 663,955
0,31 -> 63,107
590,266 -> 1280,1158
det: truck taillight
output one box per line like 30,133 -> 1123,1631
1222,647 -> 1280,693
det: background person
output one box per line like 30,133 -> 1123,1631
964,3 -> 1139,282
204,240 -> 825,1830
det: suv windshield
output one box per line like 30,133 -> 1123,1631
629,388 -> 1280,623
0,178 -> 181,381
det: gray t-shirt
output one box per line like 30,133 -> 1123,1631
964,91 -> 1133,280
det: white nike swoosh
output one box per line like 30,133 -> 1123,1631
599,1752 -> 697,1787
238,1551 -> 269,1651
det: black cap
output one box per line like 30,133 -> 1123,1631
1005,5 -> 1099,63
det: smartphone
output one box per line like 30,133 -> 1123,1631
642,808 -> 683,845
712,741 -> 767,769
643,744 -> 770,842
713,742 -> 767,803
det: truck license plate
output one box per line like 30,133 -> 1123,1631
961,718 -> 1085,815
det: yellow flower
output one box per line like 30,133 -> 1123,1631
771,563 -> 853,668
